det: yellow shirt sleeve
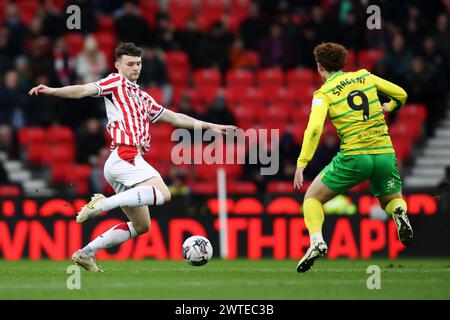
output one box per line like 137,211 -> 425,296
296,92 -> 329,168
371,74 -> 408,112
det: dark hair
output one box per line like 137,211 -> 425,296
115,42 -> 142,61
313,42 -> 347,72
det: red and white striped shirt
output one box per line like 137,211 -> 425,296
92,73 -> 165,153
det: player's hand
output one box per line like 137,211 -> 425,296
28,84 -> 55,96
381,103 -> 389,112
293,167 -> 304,190
209,124 -> 238,135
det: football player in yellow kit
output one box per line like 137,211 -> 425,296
294,42 -> 413,273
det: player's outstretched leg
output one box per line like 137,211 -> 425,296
76,185 -> 164,223
72,206 -> 150,271
297,198 -> 328,273
385,198 -> 413,246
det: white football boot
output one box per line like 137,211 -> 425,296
76,193 -> 105,223
297,241 -> 328,273
392,206 -> 413,246
72,250 -> 103,272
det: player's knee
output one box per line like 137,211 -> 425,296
133,222 -> 150,235
163,190 -> 171,203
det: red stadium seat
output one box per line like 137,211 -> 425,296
165,51 -> 190,72
227,87 -> 263,108
225,69 -> 255,88
391,137 -> 412,161
64,33 -> 85,57
0,185 -> 21,197
98,14 -> 115,32
51,162 -> 72,183
142,87 -> 164,104
46,125 -> 75,146
247,51 -> 260,68
168,0 -> 195,29
263,87 -> 296,106
258,104 -> 289,123
390,120 -> 422,142
257,68 -> 284,91
230,104 -> 258,123
138,0 -> 159,27
230,0 -> 251,18
94,32 -> 117,64
73,164 -> 93,195
196,13 -> 224,32
290,104 -> 312,122
358,49 -> 383,71
398,104 -> 427,123
193,68 -> 222,88
286,68 -> 315,87
199,0 -> 226,13
285,122 -> 307,143
18,127 -> 46,147
17,0 -> 40,25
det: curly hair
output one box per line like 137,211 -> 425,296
115,42 -> 142,61
313,42 -> 347,72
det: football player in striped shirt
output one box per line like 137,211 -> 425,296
29,43 -> 236,271
293,42 -> 413,273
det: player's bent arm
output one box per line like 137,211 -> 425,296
28,83 -> 98,99
296,96 -> 329,169
371,74 -> 408,112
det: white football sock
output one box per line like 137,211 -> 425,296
81,222 -> 138,257
101,186 -> 164,211
310,232 -> 324,245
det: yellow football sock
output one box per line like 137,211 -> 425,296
303,198 -> 324,234
385,198 -> 407,215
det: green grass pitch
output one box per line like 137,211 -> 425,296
1,258 -> 449,299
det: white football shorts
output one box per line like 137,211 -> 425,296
104,145 -> 161,194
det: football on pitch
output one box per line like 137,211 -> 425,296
182,235 -> 213,266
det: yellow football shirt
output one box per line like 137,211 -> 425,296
297,69 -> 407,168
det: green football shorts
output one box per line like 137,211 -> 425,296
319,152 -> 402,197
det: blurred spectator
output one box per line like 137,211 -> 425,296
306,129 -> 339,179
379,33 -> 412,85
178,93 -> 200,119
54,38 -> 77,86
24,75 -> 60,126
229,38 -> 253,69
404,56 -> 436,136
0,25 -> 14,76
114,1 -> 151,47
203,94 -> 236,126
0,70 -> 27,129
3,3 -> 28,56
140,47 -> 169,87
14,56 -> 32,91
277,132 -> 299,181
260,23 -> 295,69
76,118 -> 106,164
433,14 -> 450,68
0,161 -> 10,183
176,18 -> 201,68
239,2 -> 268,51
76,35 -> 108,83
167,166 -> 190,196
24,17 -> 57,85
0,125 -> 15,159
89,147 -> 114,195
339,11 -> 365,52
154,14 -> 179,51
197,21 -> 233,71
